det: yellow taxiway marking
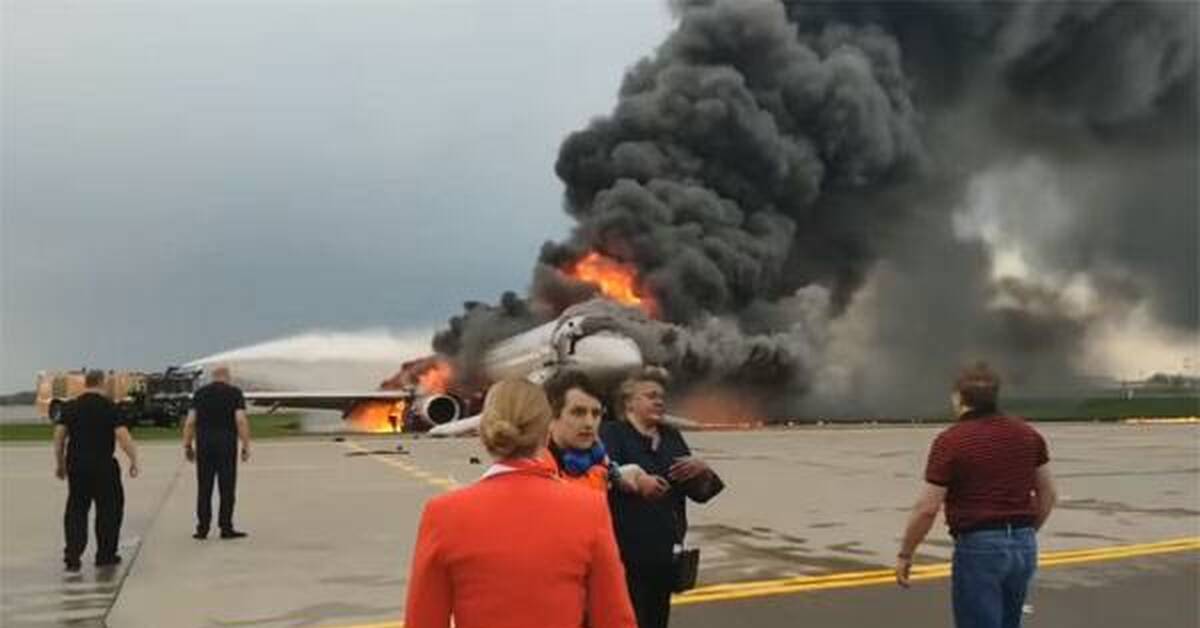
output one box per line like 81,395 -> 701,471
680,536 -> 1198,597
339,439 -> 461,491
1123,416 -> 1199,424
326,536 -> 1199,627
673,537 -> 1200,605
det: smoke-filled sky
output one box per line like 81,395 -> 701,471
3,1 -> 1196,408
1,1 -> 674,392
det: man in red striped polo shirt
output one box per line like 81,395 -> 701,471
895,362 -> 1058,628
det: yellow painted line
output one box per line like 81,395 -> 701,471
1037,542 -> 1200,568
672,537 -> 1200,605
677,536 -> 1198,597
1123,416 -> 1199,424
339,440 -> 461,491
677,538 -> 1200,601
323,537 -> 1199,626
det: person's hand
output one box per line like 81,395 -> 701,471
184,445 -> 195,463
241,446 -> 251,463
668,456 -> 711,483
636,473 -> 670,499
895,555 -> 913,588
129,462 -> 139,479
55,464 -> 66,480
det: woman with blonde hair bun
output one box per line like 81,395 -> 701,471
478,379 -> 551,460
404,379 -> 636,628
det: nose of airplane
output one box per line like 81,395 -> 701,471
568,332 -> 643,375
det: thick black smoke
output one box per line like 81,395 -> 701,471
436,0 -> 1197,415
431,291 -> 545,384
551,0 -> 924,320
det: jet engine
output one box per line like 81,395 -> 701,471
411,393 -> 462,427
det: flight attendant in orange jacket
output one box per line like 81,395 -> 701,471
404,379 -> 636,628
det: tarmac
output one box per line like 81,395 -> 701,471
1,422 -> 1196,627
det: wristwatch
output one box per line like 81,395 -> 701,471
606,461 -> 622,488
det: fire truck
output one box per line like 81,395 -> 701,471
35,367 -> 200,427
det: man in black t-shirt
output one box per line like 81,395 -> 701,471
52,370 -> 140,572
183,365 -> 252,539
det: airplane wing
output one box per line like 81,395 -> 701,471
427,414 -> 481,437
427,413 -> 697,439
244,390 -> 412,412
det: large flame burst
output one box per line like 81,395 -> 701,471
346,400 -> 407,433
418,360 -> 453,393
567,251 -> 659,318
349,358 -> 455,433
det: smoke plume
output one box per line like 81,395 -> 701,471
437,0 -> 1197,416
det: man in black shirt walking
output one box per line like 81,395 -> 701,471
53,370 -> 140,572
183,365 -> 251,539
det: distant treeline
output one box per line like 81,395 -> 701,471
1137,373 -> 1200,393
0,391 -> 36,406
1006,395 -> 1200,420
778,394 -> 1200,424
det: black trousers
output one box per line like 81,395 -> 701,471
625,560 -> 673,628
196,444 -> 237,532
63,458 -> 123,564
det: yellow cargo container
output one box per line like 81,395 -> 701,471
34,370 -> 146,422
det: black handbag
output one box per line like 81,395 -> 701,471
681,470 -> 725,504
672,547 -> 700,593
671,469 -> 721,593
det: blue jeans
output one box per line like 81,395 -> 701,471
952,527 -> 1038,628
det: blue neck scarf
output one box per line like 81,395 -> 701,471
561,441 -> 607,476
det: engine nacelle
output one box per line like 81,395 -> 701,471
412,394 -> 462,427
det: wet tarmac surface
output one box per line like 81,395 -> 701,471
1,422 -> 1196,627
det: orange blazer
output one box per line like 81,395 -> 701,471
404,462 -> 636,628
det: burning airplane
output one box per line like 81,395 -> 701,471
233,251 -> 656,434
199,1 -> 1196,423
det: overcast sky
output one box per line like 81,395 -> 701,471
1,1 -> 675,392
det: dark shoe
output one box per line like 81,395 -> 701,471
95,555 -> 122,568
219,529 -> 247,539
64,558 -> 82,573
192,530 -> 208,540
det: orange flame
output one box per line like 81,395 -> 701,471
418,361 -> 454,394
567,251 -> 659,318
346,400 -> 407,433
675,390 -> 765,430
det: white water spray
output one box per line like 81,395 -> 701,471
187,329 -> 434,391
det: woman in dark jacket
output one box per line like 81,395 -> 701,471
600,367 -> 723,628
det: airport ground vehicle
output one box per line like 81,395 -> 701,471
35,367 -> 200,427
